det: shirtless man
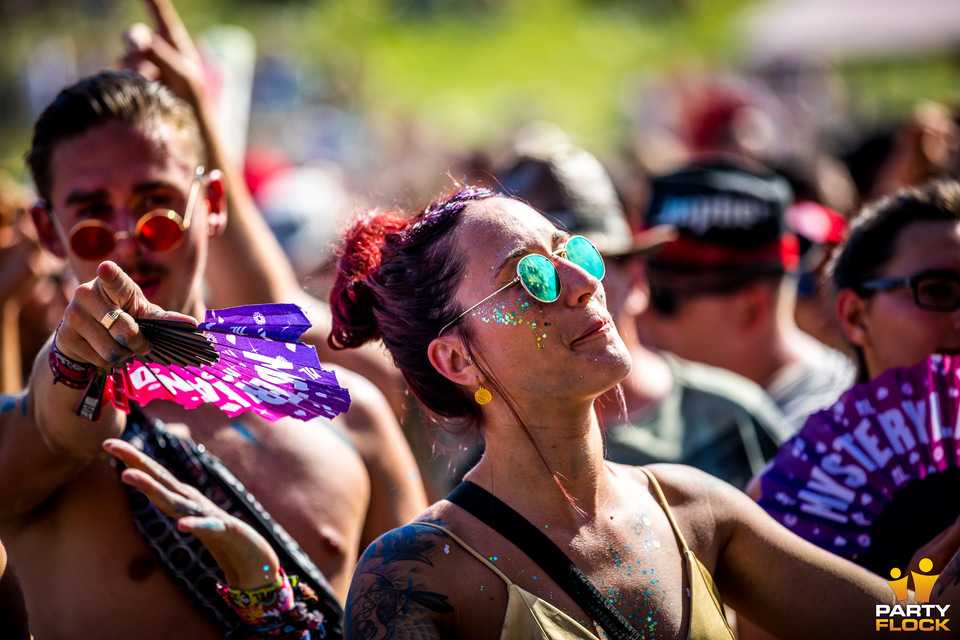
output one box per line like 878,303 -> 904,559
119,0 -> 410,420
118,0 -> 426,525
0,69 -> 422,639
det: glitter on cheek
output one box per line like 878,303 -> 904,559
470,298 -> 552,350
471,299 -> 528,328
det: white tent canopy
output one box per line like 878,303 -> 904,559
741,0 -> 960,60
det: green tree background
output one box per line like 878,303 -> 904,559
0,0 -> 956,195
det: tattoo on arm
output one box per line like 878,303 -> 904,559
935,551 -> 960,598
348,526 -> 453,639
0,393 -> 27,416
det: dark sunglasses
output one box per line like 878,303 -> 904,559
51,166 -> 205,261
857,270 -> 960,311
438,235 -> 605,336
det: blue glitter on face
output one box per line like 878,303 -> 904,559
469,298 -> 550,349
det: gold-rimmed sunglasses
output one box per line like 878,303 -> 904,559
50,166 -> 205,261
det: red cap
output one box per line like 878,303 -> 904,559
651,232 -> 800,273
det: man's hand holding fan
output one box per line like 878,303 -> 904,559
54,261 -> 350,424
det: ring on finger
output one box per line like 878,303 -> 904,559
100,309 -> 123,331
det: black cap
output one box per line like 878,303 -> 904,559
645,159 -> 797,272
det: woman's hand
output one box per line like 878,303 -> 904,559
104,438 -> 280,590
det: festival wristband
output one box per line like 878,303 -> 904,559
218,569 -> 324,639
48,341 -> 97,389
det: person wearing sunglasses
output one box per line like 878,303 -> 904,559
494,146 -> 791,492
739,180 -> 960,640
324,185 -> 925,638
47,164 -> 205,261
108,184 -> 960,638
0,68 -> 429,640
118,0 -> 410,427
436,234 -> 605,337
833,179 -> 960,384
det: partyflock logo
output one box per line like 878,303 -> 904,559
876,557 -> 950,631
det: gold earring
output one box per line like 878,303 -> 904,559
474,383 -> 492,405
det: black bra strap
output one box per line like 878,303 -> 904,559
447,481 -> 642,640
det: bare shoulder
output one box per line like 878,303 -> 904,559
329,366 -> 395,436
621,462 -> 743,507
620,463 -> 760,566
347,519 -> 458,639
643,463 -> 752,505
326,365 -> 427,531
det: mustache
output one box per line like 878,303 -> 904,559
117,263 -> 169,282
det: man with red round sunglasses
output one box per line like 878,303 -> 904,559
49,164 -> 205,261
0,40 -> 424,640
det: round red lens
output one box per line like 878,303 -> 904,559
138,211 -> 183,251
69,223 -> 115,260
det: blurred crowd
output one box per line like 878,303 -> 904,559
1,0 -> 960,638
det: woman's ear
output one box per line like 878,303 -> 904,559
204,169 -> 227,237
836,288 -> 870,348
30,203 -> 68,258
427,337 -> 478,387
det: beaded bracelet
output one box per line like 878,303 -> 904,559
219,570 -> 325,639
48,341 -> 97,389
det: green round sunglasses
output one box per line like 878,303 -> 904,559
438,235 -> 605,337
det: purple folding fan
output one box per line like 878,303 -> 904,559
75,303 -> 350,423
758,354 -> 960,574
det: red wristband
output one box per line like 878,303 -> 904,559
48,342 -> 96,389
